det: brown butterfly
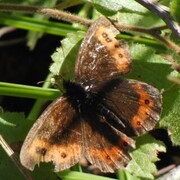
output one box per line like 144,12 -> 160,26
20,17 -> 162,173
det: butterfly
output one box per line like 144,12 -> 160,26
20,17 -> 162,173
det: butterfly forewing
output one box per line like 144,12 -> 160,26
20,97 -> 82,171
75,17 -> 131,88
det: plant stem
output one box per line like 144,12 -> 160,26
0,134 -> 33,180
0,3 -> 180,69
27,73 -> 55,121
136,0 -> 180,38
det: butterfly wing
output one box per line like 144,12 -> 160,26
97,78 -> 162,136
20,96 -> 82,172
82,114 -> 135,173
75,17 -> 131,87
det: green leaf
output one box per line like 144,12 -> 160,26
160,84 -> 180,145
0,148 -> 25,180
127,43 -> 171,88
87,0 -> 147,13
27,0 -> 58,49
117,12 -> 164,28
58,170 -> 117,180
117,169 -> 140,180
0,112 -> 31,179
31,163 -> 58,180
170,0 -> 180,23
126,134 -> 166,179
50,31 -> 85,88
0,112 -> 30,143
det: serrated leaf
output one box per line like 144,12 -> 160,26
50,31 -> 85,87
127,43 -> 171,88
126,134 -> 166,179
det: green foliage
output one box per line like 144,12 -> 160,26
0,13 -> 77,36
58,170 -> 117,180
126,134 -> 166,179
170,0 -> 180,23
50,31 -> 85,89
50,31 -> 85,81
0,0 -> 180,179
87,0 -> 147,13
27,0 -> 58,49
0,112 -> 31,179
160,85 -> 180,145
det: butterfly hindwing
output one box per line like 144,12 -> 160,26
20,97 -> 82,171
81,114 -> 135,173
96,78 -> 162,136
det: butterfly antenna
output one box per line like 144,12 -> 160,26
37,80 -> 46,85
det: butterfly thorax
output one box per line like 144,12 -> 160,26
63,79 -> 100,114
63,80 -> 125,128
63,80 -> 87,99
